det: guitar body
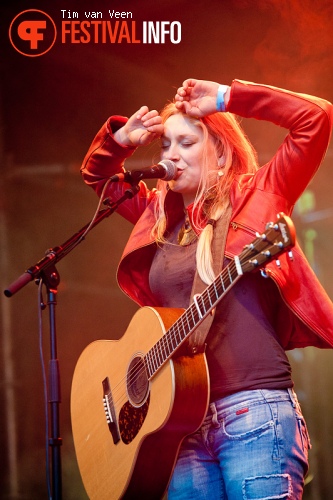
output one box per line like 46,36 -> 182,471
71,306 -> 210,499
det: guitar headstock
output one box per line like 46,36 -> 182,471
239,213 -> 296,274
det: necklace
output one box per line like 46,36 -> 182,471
177,213 -> 198,246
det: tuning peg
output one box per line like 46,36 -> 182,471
288,251 -> 294,261
261,269 -> 269,278
256,232 -> 267,240
266,221 -> 280,231
275,259 -> 281,268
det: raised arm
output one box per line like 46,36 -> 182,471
81,106 -> 164,224
228,80 -> 332,203
176,78 -> 332,204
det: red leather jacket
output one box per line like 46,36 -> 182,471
81,80 -> 333,350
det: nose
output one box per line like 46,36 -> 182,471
162,144 -> 180,162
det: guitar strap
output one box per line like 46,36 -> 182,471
188,204 -> 232,355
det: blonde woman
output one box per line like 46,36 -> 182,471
81,78 -> 333,499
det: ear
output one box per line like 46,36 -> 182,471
218,155 -> 226,167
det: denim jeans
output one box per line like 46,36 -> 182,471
168,389 -> 310,499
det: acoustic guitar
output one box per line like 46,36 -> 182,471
71,213 -> 295,499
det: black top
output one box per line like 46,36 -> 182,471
149,220 -> 293,402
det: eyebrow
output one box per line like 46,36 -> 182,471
161,133 -> 198,141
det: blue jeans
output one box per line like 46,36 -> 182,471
168,389 -> 310,499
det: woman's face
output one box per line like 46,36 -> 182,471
161,113 -> 218,206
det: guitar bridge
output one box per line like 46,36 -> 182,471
102,377 -> 120,444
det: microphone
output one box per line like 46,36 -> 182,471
110,160 -> 177,183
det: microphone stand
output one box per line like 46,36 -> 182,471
3,183 -> 140,500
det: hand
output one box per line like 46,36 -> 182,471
114,106 -> 164,147
175,79 -> 229,117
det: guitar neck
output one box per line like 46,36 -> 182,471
144,213 -> 296,380
145,257 -> 241,378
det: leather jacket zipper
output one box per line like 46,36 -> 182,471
230,221 -> 257,237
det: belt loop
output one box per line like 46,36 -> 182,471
288,388 -> 296,408
209,402 -> 220,428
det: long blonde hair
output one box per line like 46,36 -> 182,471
153,103 -> 259,284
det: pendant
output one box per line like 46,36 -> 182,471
177,216 -> 197,246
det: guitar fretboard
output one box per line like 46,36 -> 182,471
144,258 -> 242,379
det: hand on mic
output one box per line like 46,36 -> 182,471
110,160 -> 178,183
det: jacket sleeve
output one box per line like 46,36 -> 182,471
227,80 -> 333,206
80,116 -> 157,225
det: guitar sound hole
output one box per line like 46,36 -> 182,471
127,355 -> 149,406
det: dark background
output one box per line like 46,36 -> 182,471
1,1 -> 332,498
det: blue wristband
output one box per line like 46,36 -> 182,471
216,85 -> 229,112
